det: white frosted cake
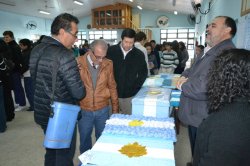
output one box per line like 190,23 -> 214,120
81,114 -> 176,166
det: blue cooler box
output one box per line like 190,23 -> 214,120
132,87 -> 171,118
44,102 -> 80,149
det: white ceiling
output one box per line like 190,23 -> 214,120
0,0 -> 195,19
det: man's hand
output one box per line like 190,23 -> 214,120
176,76 -> 188,90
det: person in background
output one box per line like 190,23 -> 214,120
160,42 -> 179,74
77,39 -> 118,155
134,31 -> 150,75
79,40 -> 89,56
0,39 -> 15,122
107,28 -> 147,115
30,13 -> 86,166
150,40 -> 161,69
144,42 -> 158,75
178,41 -> 189,72
193,48 -> 250,166
171,40 -> 181,74
19,38 -> 34,112
195,45 -> 204,58
3,30 -> 26,111
177,16 -> 237,166
72,44 -> 79,57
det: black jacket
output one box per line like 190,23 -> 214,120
107,44 -> 147,98
193,99 -> 250,166
30,36 -> 86,127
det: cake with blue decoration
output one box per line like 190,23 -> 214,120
81,114 -> 176,166
132,87 -> 171,118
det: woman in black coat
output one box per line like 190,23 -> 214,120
193,49 -> 250,166
0,39 -> 15,123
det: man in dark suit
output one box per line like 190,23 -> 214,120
176,16 -> 237,166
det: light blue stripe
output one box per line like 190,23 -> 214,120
90,150 -> 175,166
97,134 -> 175,149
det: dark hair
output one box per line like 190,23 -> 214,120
207,48 -> 250,113
3,31 -> 14,39
19,38 -> 32,49
216,16 -> 237,37
135,31 -> 146,42
171,40 -> 180,53
144,42 -> 152,48
51,13 -> 79,35
165,42 -> 172,47
196,45 -> 205,50
179,41 -> 186,51
150,40 -> 156,44
121,28 -> 136,40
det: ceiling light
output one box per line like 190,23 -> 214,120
39,10 -> 50,15
137,5 -> 142,10
174,11 -> 178,15
73,0 -> 84,5
129,0 -> 133,2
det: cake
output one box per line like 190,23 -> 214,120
143,74 -> 181,88
132,87 -> 171,118
170,90 -> 181,107
80,114 -> 176,166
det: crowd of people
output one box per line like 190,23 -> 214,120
0,12 -> 249,166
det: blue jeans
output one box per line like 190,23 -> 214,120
11,72 -> 26,106
78,106 -> 110,154
0,84 -> 7,132
42,125 -> 77,166
24,77 -> 34,110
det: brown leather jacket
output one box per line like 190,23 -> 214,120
77,54 -> 118,113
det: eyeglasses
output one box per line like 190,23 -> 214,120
66,31 -> 78,39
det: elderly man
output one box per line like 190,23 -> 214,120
77,39 -> 118,155
176,16 -> 237,164
30,13 -> 86,166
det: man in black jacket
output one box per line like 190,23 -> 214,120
30,13 -> 86,166
107,28 -> 147,115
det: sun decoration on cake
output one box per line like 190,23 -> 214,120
148,90 -> 162,95
118,142 -> 147,158
128,120 -> 144,127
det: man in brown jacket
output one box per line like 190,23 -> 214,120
77,39 -> 118,155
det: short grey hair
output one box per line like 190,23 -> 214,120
89,39 -> 108,52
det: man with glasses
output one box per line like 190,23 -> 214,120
77,39 -> 118,157
30,13 -> 86,166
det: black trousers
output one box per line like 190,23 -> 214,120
188,125 -> 197,156
42,125 -> 77,166
0,84 -> 7,132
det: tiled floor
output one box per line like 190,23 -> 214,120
0,110 -> 191,166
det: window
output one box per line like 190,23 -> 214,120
89,30 -> 117,45
160,28 -> 195,66
75,31 -> 87,46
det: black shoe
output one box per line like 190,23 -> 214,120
26,107 -> 34,112
186,162 -> 192,166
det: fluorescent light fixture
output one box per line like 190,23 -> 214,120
73,0 -> 84,5
174,11 -> 178,15
137,5 -> 142,10
129,0 -> 133,2
39,10 -> 50,15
